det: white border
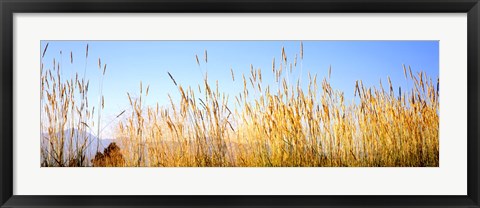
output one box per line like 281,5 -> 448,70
13,13 -> 467,195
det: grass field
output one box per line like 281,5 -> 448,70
40,42 -> 439,167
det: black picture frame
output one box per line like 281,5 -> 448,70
1,0 -> 479,207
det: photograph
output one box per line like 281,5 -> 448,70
3,0 -> 477,207
40,40 -> 439,167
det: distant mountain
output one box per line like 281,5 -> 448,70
41,128 -> 116,160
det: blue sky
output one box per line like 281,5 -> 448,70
40,40 -> 439,138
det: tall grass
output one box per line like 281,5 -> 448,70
41,44 -> 108,167
42,42 -> 439,167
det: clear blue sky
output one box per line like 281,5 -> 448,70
40,40 -> 439,138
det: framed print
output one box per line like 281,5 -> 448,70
1,0 -> 479,207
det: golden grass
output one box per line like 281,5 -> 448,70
41,44 -> 107,167
41,42 -> 439,167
